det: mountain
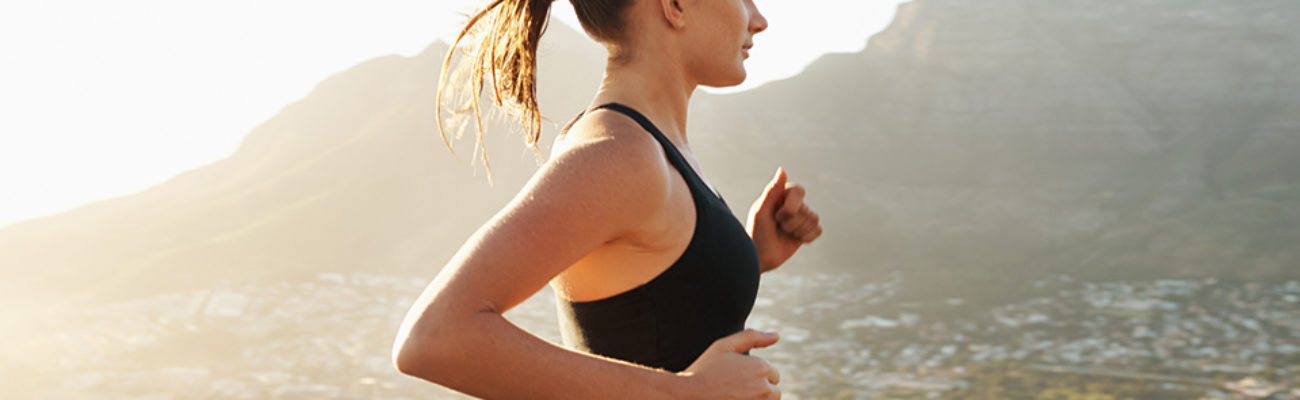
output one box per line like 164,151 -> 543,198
689,0 -> 1300,299
0,24 -> 607,321
3,0 -> 1298,320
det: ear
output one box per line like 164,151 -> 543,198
658,0 -> 685,29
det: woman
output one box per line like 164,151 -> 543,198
392,0 -> 822,398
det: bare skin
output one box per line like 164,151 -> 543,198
393,0 -> 821,398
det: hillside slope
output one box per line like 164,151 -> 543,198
3,0 -> 1297,319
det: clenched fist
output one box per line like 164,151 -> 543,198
746,167 -> 822,273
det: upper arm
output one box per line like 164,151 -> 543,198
397,116 -> 670,342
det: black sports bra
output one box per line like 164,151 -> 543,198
555,102 -> 762,373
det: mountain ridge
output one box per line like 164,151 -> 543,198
3,0 -> 1298,320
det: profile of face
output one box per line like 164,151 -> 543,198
678,0 -> 768,87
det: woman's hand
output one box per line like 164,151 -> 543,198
677,329 -> 782,399
746,167 -> 822,273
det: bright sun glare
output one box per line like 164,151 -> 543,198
0,0 -> 904,229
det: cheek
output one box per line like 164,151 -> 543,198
686,31 -> 732,63
701,26 -> 742,58
697,37 -> 741,69
697,5 -> 746,49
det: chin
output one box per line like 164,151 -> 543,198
701,68 -> 748,88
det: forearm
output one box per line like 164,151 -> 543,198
396,311 -> 691,400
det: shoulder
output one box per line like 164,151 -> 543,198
555,108 -> 662,156
549,108 -> 671,191
520,109 -> 672,237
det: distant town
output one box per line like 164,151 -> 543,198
748,272 -> 1300,399
6,271 -> 1297,399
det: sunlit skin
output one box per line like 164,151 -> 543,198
395,0 -> 820,397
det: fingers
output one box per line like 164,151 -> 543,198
757,167 -> 788,212
777,199 -> 822,242
801,226 -> 823,242
759,359 -> 782,399
796,209 -> 821,240
764,170 -> 823,243
782,205 -> 816,235
752,356 -> 782,398
753,359 -> 782,399
717,329 -> 780,354
767,167 -> 787,193
774,188 -> 804,229
777,184 -> 804,218
762,360 -> 781,385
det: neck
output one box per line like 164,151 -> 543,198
588,48 -> 696,145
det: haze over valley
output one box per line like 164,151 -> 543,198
2,0 -> 1297,398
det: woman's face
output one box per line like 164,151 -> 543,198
682,0 -> 768,87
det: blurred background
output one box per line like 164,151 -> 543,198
1,0 -> 1297,399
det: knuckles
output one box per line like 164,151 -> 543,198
775,211 -> 796,224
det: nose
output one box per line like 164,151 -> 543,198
748,0 -> 768,34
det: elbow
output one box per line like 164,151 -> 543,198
391,341 -> 425,377
391,309 -> 490,380
392,324 -> 455,380
392,289 -> 503,379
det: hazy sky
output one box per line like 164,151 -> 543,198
0,0 -> 904,228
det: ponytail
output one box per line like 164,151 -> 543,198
437,0 -> 554,184
437,0 -> 633,184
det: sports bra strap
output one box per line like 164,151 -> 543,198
589,102 -> 726,206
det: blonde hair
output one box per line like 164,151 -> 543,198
436,0 -> 633,184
